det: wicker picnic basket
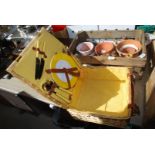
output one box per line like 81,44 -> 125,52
7,28 -> 133,128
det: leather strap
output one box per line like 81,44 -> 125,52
46,67 -> 80,77
32,47 -> 47,58
46,67 -> 80,88
48,82 -> 57,95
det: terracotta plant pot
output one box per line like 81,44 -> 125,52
76,42 -> 94,56
116,39 -> 142,57
95,41 -> 115,55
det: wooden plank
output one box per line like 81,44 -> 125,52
152,39 -> 155,66
77,55 -> 146,67
145,67 -> 155,122
86,30 -> 142,40
130,62 -> 151,127
129,79 -> 145,127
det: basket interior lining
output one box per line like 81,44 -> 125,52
70,67 -> 131,118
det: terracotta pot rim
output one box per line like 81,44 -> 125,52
116,39 -> 142,57
76,42 -> 94,56
95,41 -> 115,55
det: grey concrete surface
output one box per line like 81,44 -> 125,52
0,95 -> 57,129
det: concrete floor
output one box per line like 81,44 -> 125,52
0,96 -> 58,129
0,95 -> 117,129
0,77 -> 125,129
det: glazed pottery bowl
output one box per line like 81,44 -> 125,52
76,42 -> 94,56
95,41 -> 115,55
116,39 -> 142,57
